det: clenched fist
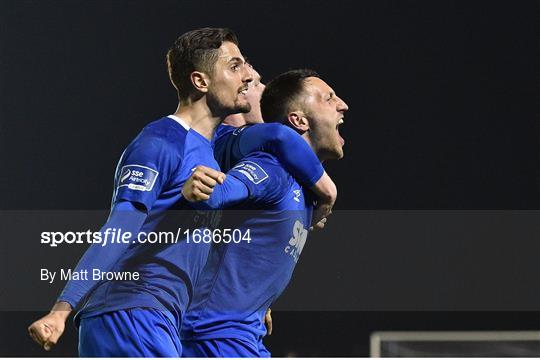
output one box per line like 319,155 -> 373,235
182,165 -> 226,202
28,301 -> 72,351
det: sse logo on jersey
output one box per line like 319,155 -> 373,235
118,164 -> 159,191
232,161 -> 269,184
285,219 -> 308,263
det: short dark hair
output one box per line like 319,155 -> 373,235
260,69 -> 320,124
166,27 -> 238,99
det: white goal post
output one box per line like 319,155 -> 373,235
370,331 -> 540,357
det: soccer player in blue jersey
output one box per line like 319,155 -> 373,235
180,69 -> 348,357
211,65 -> 337,345
27,27 -> 255,356
215,64 -> 337,228
28,29 -> 335,356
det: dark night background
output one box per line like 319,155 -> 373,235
0,0 -> 539,357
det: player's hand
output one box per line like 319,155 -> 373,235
310,214 -> 329,231
310,171 -> 337,230
28,301 -> 72,351
182,165 -> 226,202
263,308 -> 272,335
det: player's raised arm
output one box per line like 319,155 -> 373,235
218,122 -> 337,222
235,123 -> 325,185
28,201 -> 147,351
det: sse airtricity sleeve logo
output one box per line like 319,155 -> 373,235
232,161 -> 269,184
118,165 -> 159,191
228,152 -> 292,204
112,123 -> 181,211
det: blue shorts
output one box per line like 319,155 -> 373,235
79,308 -> 182,357
182,337 -> 270,358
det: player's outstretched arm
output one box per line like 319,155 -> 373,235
232,124 -> 338,221
182,165 -> 249,209
28,201 -> 147,351
236,123 -> 325,186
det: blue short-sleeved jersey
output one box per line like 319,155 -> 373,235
74,115 -> 221,330
182,151 -> 314,344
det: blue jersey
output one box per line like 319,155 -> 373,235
213,123 -> 324,185
70,115 -> 221,330
212,124 -> 242,172
182,151 -> 314,344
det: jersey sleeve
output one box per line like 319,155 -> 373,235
188,175 -> 250,210
112,134 -> 178,212
227,152 -> 289,205
57,201 -> 147,309
226,123 -> 324,187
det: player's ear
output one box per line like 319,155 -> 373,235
190,71 -> 210,93
287,111 -> 310,133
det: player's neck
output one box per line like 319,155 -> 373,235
174,102 -> 223,141
302,133 -> 327,163
223,114 -> 247,127
224,113 -> 264,127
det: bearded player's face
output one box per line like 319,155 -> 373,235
302,77 -> 348,160
206,41 -> 253,117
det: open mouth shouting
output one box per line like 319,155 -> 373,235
336,118 -> 345,145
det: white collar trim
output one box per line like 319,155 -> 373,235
167,115 -> 190,130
